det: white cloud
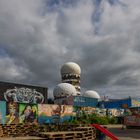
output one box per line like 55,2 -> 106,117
0,57 -> 28,81
0,0 -> 140,98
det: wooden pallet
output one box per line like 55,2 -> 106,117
1,124 -> 41,137
0,125 -> 3,137
39,131 -> 83,139
73,126 -> 96,140
0,124 -> 97,139
0,136 -> 45,140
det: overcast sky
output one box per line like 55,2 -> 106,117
0,0 -> 140,99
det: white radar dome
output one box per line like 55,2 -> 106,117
61,62 -> 81,75
83,90 -> 100,99
53,83 -> 77,98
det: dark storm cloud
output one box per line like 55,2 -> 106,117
80,35 -> 140,87
0,0 -> 140,98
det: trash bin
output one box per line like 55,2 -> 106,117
98,132 -> 106,140
98,126 -> 107,140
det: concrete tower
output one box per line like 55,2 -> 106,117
60,62 -> 81,95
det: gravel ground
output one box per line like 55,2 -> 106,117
105,125 -> 140,140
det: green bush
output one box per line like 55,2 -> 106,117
63,113 -> 118,125
108,117 -> 118,124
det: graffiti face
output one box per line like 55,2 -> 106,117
8,103 -> 17,115
4,87 -> 44,103
6,102 -> 19,124
19,104 -> 37,123
24,106 -> 32,117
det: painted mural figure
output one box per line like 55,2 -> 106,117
6,102 -> 18,124
51,105 -> 61,124
19,104 -> 37,123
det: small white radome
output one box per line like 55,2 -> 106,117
83,90 -> 100,99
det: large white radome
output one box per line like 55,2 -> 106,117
61,62 -> 81,75
53,83 -> 77,98
83,90 -> 100,99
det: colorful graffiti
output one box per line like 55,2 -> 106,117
73,106 -> 83,118
19,103 -> 38,123
124,115 -> 140,126
80,107 -> 96,114
107,109 -> 124,117
0,101 -> 6,124
38,104 -> 74,124
60,105 -> 74,122
73,106 -> 125,118
38,104 -> 61,124
132,99 -> 140,107
0,100 -> 127,125
0,81 -> 48,104
6,102 -> 19,124
4,87 -> 44,104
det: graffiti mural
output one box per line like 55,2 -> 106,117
0,101 -> 6,124
19,103 -> 38,123
132,99 -> 140,107
124,115 -> 139,126
73,106 -> 83,118
38,104 -> 74,124
81,107 -> 96,114
60,105 -> 74,123
6,102 -> 19,124
38,104 -> 61,124
4,87 -> 44,104
107,109 -> 124,117
38,104 -> 49,124
0,81 -> 48,104
73,107 -> 125,118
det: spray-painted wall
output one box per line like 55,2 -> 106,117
54,96 -> 98,107
0,101 -> 6,124
0,101 -> 125,125
0,81 -> 48,104
99,98 -> 132,109
131,99 -> 140,107
38,104 -> 74,124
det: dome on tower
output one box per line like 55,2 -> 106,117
53,83 -> 77,99
61,62 -> 81,75
83,90 -> 100,99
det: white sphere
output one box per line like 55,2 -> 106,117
61,62 -> 81,75
53,83 -> 77,98
83,90 -> 100,99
